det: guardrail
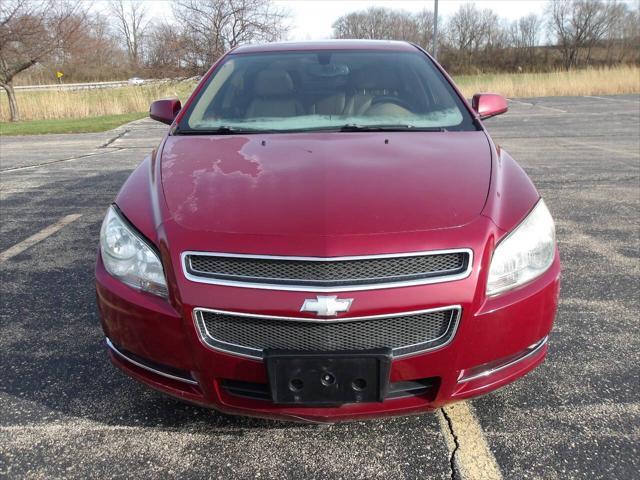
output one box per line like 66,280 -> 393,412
13,77 -> 201,92
13,79 -> 181,92
14,81 -> 131,92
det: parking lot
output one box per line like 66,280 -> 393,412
1,94 -> 638,479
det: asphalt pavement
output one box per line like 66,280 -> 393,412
1,94 -> 638,479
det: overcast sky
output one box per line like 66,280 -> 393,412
95,0 -> 551,40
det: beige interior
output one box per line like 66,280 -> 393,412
246,69 -> 304,118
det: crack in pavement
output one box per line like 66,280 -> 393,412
440,407 -> 461,480
438,403 -> 503,480
99,128 -> 131,148
2,123 -> 140,173
0,147 -> 128,173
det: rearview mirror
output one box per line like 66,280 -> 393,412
149,99 -> 181,125
471,93 -> 508,120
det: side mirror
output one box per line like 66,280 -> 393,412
471,93 -> 508,120
149,99 -> 181,125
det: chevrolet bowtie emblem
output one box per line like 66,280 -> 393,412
301,295 -> 353,317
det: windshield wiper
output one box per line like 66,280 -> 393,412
339,124 -> 446,132
176,125 -> 269,135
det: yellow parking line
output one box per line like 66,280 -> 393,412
438,402 -> 503,480
0,214 -> 82,263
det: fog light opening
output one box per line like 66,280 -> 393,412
458,336 -> 548,383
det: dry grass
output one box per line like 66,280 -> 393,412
454,65 -> 640,98
1,66 -> 638,122
0,80 -> 197,122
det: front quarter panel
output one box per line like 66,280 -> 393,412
114,153 -> 160,245
482,145 -> 540,232
113,141 -> 186,311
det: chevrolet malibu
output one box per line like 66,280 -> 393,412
96,40 -> 560,422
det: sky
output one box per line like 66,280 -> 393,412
95,0 -> 550,40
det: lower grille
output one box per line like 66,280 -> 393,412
106,338 -> 198,385
194,306 -> 461,359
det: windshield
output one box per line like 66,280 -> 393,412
178,50 -> 477,133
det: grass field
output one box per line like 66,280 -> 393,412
0,112 -> 147,135
1,66 -> 638,135
454,65 -> 639,98
0,80 -> 196,123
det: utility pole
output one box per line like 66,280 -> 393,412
432,0 -> 439,59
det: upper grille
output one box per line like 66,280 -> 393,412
195,307 -> 460,359
183,250 -> 471,291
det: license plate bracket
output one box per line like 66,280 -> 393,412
265,349 -> 392,406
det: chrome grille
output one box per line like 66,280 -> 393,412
183,250 -> 472,291
194,307 -> 460,359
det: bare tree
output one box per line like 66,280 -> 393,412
54,12 -> 129,82
414,9 -> 435,50
445,3 -> 496,69
173,0 -> 290,73
603,1 -> 639,63
0,0 -> 85,121
332,11 -> 369,39
332,7 -> 434,48
109,0 -> 149,69
483,11 -> 508,50
547,0 -> 613,69
511,14 -> 542,49
146,21 -> 189,75
619,3 -> 640,63
509,13 -> 542,66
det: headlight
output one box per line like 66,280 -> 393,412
100,206 -> 168,297
487,200 -> 556,296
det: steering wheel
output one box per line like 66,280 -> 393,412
369,96 -> 414,112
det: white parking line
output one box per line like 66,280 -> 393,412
438,402 -> 503,480
536,104 -> 567,113
0,214 -> 82,263
507,99 -> 533,106
584,95 -> 640,103
561,138 -> 640,160
507,99 -> 566,113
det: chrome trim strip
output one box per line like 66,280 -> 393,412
188,261 -> 464,284
185,249 -> 470,262
192,305 -> 462,360
180,249 -> 473,292
105,337 -> 199,386
458,336 -> 548,383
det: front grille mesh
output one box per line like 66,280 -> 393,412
186,252 -> 468,288
196,308 -> 459,358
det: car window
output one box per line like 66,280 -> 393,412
180,50 -> 477,133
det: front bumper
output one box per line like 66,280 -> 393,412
96,253 -> 560,423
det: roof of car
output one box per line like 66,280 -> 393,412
230,39 -> 418,55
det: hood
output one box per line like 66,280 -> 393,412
160,131 -> 491,237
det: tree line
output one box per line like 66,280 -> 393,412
1,0 -> 638,121
333,1 -> 638,72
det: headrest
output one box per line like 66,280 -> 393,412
254,69 -> 295,96
351,66 -> 399,90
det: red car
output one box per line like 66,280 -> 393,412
96,40 -> 560,422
